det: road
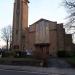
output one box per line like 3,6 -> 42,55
0,64 -> 75,75
0,69 -> 48,75
0,58 -> 74,75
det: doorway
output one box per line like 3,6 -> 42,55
35,44 -> 49,59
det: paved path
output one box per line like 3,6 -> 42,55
48,57 -> 72,68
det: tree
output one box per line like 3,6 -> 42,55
63,0 -> 75,43
64,0 -> 75,28
1,25 -> 12,50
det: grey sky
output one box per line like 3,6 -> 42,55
0,0 -> 67,28
0,0 -> 68,46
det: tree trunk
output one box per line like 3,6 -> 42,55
6,39 -> 8,50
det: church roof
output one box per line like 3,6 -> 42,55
30,18 -> 57,26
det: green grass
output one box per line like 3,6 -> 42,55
0,57 -> 41,66
0,57 -> 33,61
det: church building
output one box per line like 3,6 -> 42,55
12,0 -> 73,57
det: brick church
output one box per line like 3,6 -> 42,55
12,0 -> 73,57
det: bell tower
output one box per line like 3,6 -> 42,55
12,0 -> 29,51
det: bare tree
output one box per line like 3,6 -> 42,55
64,0 -> 75,28
1,25 -> 12,50
63,0 -> 75,43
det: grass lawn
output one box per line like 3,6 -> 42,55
0,57 -> 33,61
0,57 -> 41,66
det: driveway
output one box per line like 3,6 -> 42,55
48,57 -> 72,68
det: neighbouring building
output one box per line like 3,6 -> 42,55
12,0 -> 73,57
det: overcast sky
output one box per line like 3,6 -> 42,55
0,0 -> 67,28
0,0 -> 68,47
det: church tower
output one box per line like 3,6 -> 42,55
12,0 -> 29,51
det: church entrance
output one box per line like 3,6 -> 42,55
35,44 -> 49,59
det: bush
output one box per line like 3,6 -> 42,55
57,50 -> 66,57
14,51 -> 27,58
2,51 -> 10,57
57,50 -> 74,57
